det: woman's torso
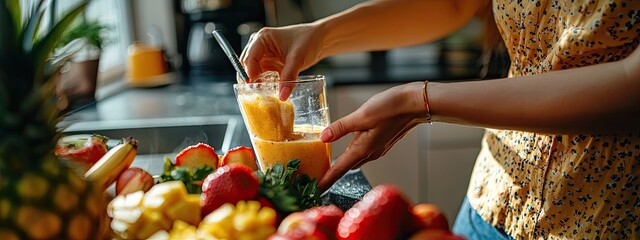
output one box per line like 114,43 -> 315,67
467,0 -> 640,239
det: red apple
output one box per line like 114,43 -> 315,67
277,212 -> 315,239
55,134 -> 109,167
115,167 -> 154,196
413,203 -> 450,231
337,185 -> 423,240
276,205 -> 344,240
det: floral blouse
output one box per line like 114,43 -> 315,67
467,0 -> 640,239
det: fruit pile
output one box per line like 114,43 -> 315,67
56,137 -> 465,239
101,142 -> 321,239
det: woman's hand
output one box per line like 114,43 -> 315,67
318,82 -> 429,190
239,23 -> 325,100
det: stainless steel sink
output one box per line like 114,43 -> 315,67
62,115 -> 247,155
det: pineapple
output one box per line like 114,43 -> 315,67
0,0 -> 109,239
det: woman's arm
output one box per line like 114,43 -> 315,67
315,0 -> 489,58
240,0 -> 489,98
428,47 -> 640,134
318,47 -> 640,189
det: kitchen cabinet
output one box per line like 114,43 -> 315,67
419,122 -> 485,225
328,84 -> 484,225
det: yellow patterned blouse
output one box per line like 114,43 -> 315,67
467,0 -> 640,239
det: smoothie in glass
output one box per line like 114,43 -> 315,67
250,125 -> 331,181
234,76 -> 331,181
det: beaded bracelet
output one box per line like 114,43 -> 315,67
422,80 -> 432,123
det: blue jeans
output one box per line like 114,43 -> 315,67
452,197 -> 514,240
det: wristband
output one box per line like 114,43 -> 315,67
423,80 -> 432,123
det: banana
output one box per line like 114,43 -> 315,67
85,137 -> 138,190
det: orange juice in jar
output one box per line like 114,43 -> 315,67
234,76 -> 331,181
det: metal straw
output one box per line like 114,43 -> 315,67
212,30 -> 250,83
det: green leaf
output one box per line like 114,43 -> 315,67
58,20 -> 111,50
159,156 -> 213,194
164,157 -> 174,170
295,176 -> 321,209
192,165 -> 214,180
272,162 -> 284,177
171,167 -> 191,182
0,0 -> 19,50
257,159 -> 321,214
6,0 -> 21,31
255,168 -> 265,179
32,1 -> 89,84
159,157 -> 176,182
287,159 -> 301,169
20,0 -> 45,53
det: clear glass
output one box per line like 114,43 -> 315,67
233,76 -> 331,181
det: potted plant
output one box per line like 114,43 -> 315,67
55,18 -> 111,111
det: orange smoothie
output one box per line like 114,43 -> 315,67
238,94 -> 331,180
239,94 -> 294,141
252,126 -> 331,181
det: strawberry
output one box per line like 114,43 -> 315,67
200,164 -> 259,216
55,134 -> 109,166
276,204 -> 344,240
336,185 -> 424,240
175,143 -> 219,170
220,146 -> 259,171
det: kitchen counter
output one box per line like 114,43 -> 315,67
61,78 -> 240,124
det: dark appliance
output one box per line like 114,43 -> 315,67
175,0 -> 265,80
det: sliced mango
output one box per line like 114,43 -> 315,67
168,220 -> 197,239
165,194 -> 201,226
142,181 -> 186,210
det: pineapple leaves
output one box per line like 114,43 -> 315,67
19,0 -> 45,53
0,0 -> 19,50
6,0 -> 21,34
32,1 -> 89,84
0,0 -> 19,109
16,1 -> 88,118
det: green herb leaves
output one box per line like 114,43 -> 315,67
257,159 -> 321,214
159,157 -> 214,194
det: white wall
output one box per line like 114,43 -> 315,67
272,0 -> 366,26
131,0 -> 178,55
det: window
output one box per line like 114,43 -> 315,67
84,0 -> 133,72
54,0 -> 133,73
